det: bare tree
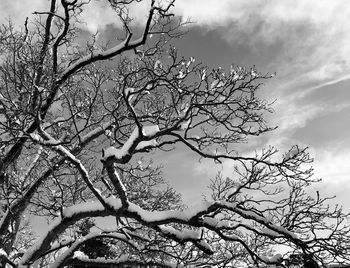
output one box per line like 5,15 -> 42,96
0,0 -> 349,267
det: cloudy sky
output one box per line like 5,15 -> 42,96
169,0 -> 350,207
1,0 -> 350,209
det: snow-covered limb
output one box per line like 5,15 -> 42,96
127,200 -> 302,250
68,257 -> 180,268
72,250 -> 88,260
102,125 -> 160,162
136,139 -> 158,150
0,155 -> 60,240
21,146 -> 43,180
40,238 -> 75,259
57,0 -> 166,84
179,119 -> 191,130
0,248 -> 7,257
38,129 -> 108,207
0,123 -> 114,248
142,125 -> 160,136
201,217 -> 233,229
19,197 -> 122,266
103,127 -> 139,161
158,225 -> 213,255
159,225 -> 201,240
233,207 -> 299,240
20,199 -> 218,265
59,33 -> 132,82
173,202 -> 300,244
29,132 -> 62,146
102,125 -> 160,207
80,121 -> 114,144
127,200 -> 222,223
259,227 -> 280,237
104,160 -> 128,207
136,125 -> 160,150
64,198 -> 224,226
0,248 -> 16,268
50,232 -> 136,268
18,192 -> 311,267
61,198 -> 120,219
124,87 -> 135,103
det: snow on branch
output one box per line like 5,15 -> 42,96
233,207 -> 299,240
34,128 -> 111,208
20,194 -> 305,266
61,199 -> 119,219
104,161 -> 128,207
21,199 -> 218,265
102,125 -> 159,162
142,125 -> 160,136
159,225 -> 201,240
158,225 -> 213,255
19,197 -> 123,266
103,127 -> 139,160
80,121 -> 114,144
0,248 -> 16,268
136,125 -> 160,150
50,232 -> 136,268
59,33 -> 132,82
127,200 -> 219,223
69,257 -> 179,268
0,248 -> 7,257
57,0 -> 164,84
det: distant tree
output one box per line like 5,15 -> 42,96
0,0 -> 350,267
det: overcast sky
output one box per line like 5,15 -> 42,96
1,0 -> 350,210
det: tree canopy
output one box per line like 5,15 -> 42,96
0,0 -> 349,267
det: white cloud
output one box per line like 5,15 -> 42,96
78,0 -> 151,33
310,145 -> 350,209
0,0 -> 48,26
0,0 -> 151,33
174,0 -> 246,27
263,100 -> 350,153
174,0 -> 350,95
312,145 -> 350,185
276,103 -> 323,132
297,74 -> 350,100
78,0 -> 122,33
